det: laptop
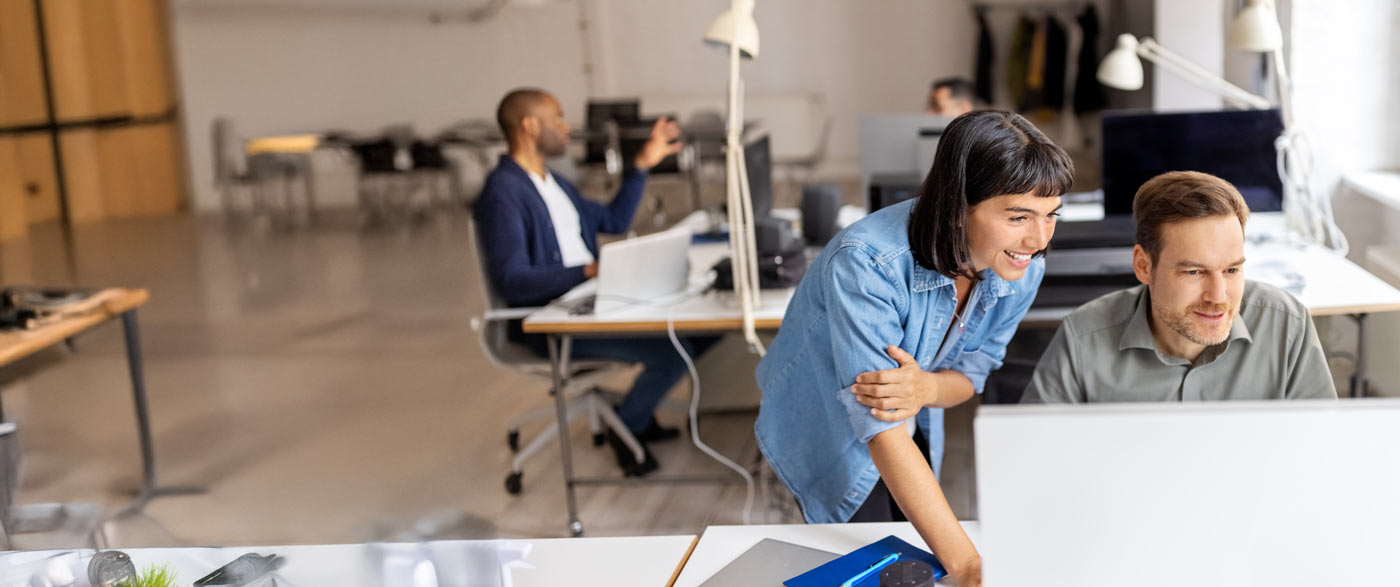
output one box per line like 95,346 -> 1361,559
592,227 -> 693,314
975,400 -> 1400,586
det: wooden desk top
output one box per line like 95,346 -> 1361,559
0,288 -> 149,368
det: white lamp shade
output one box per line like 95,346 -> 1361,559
1229,0 -> 1283,52
703,0 -> 759,59
1097,34 -> 1144,90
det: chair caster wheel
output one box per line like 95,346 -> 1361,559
569,520 -> 584,537
505,472 -> 523,495
507,430 -> 520,452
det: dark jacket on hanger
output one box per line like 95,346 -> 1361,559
975,8 -> 996,104
1074,4 -> 1108,113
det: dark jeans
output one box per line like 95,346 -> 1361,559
847,427 -> 932,523
511,321 -> 722,434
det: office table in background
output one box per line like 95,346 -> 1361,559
0,288 -> 199,516
523,242 -> 794,537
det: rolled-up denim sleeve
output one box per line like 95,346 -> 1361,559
949,262 -> 1044,395
823,247 -> 910,444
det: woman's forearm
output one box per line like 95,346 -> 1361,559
925,370 -> 975,408
867,427 -> 981,583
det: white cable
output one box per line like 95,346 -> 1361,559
667,316 -> 754,525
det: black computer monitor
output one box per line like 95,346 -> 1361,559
585,99 -> 640,164
1101,109 -> 1285,215
744,134 -> 772,219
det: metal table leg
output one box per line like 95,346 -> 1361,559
547,334 -> 584,537
1350,313 -> 1369,398
115,310 -> 204,518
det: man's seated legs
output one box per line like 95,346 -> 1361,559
509,324 -> 721,476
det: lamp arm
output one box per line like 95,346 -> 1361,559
1269,48 -> 1295,129
1138,38 -> 1273,110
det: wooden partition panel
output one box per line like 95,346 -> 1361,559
0,0 -> 186,239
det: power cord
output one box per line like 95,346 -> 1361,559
667,315 -> 755,525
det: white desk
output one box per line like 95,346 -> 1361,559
522,242 -> 797,537
523,242 -> 793,335
4,535 -> 697,587
673,521 -> 980,587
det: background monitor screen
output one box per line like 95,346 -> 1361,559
1101,108 -> 1285,215
744,134 -> 772,219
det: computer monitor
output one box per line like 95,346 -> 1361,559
585,99 -> 640,164
1101,108 -> 1285,215
744,134 -> 773,219
858,113 -> 953,209
976,400 -> 1400,586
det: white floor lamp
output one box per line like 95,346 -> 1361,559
1097,0 -> 1347,253
704,0 -> 766,354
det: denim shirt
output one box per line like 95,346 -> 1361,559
754,199 -> 1044,524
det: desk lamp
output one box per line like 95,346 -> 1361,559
1097,0 -> 1346,253
704,0 -> 766,353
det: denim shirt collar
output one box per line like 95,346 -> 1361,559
911,263 -> 1017,303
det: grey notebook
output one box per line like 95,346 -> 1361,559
699,538 -> 840,587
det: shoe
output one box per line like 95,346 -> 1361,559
635,421 -> 681,443
607,430 -> 659,477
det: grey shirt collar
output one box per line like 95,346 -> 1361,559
1117,286 -> 1254,364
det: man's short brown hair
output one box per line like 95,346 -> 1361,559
1133,171 -> 1250,263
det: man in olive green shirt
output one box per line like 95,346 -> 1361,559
1023,171 -> 1337,403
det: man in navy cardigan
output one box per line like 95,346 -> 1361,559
474,88 -> 719,476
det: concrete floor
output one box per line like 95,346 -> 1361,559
0,195 -> 984,550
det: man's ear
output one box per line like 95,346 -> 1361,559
519,115 -> 539,138
1132,244 -> 1153,286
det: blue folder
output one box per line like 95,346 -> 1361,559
783,535 -> 947,587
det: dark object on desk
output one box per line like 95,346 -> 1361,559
0,286 -> 99,330
880,559 -> 936,587
194,553 -> 286,586
801,182 -> 843,246
1049,215 -> 1136,250
756,216 -> 804,255
1031,271 -> 1142,308
867,173 -> 922,213
1102,108 -> 1285,215
712,250 -> 807,290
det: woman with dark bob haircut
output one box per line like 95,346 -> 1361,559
755,111 -> 1072,586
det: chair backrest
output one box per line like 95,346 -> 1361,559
465,214 -> 540,370
211,117 -> 244,184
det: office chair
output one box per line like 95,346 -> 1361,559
211,117 -> 304,226
466,218 -> 648,495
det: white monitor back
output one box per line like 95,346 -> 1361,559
858,113 -> 952,207
975,400 -> 1400,587
596,227 -> 692,313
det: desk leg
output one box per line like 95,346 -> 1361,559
115,310 -> 205,518
301,153 -> 318,223
548,334 -> 584,537
1350,313 -> 1369,399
